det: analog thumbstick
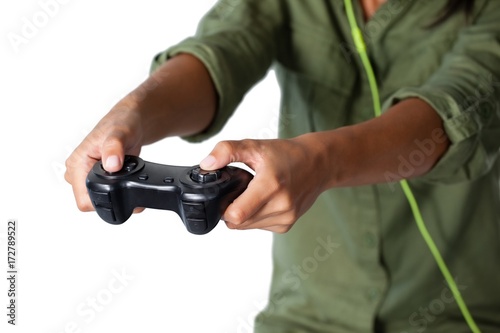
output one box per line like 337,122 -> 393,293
190,167 -> 221,183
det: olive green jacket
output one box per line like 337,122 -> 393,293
151,0 -> 500,332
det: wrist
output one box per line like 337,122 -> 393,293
295,128 -> 363,191
291,132 -> 339,193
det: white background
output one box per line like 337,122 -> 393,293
0,1 -> 281,332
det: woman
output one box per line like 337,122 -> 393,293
65,0 -> 500,331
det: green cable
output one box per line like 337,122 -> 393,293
343,1 -> 480,332
345,21 -> 382,117
398,181 -> 480,333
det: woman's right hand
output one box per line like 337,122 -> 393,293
64,54 -> 218,213
64,102 -> 144,212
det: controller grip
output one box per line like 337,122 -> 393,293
87,188 -> 134,225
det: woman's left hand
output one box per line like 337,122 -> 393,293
199,134 -> 328,233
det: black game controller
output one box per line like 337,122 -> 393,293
86,155 -> 253,235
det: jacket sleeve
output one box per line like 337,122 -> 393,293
150,0 -> 284,142
382,0 -> 500,184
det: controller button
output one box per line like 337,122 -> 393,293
163,177 -> 174,183
94,201 -> 112,209
190,167 -> 221,183
182,201 -> 206,219
97,207 -> 116,222
89,190 -> 110,204
186,218 -> 208,234
124,162 -> 138,172
138,174 -> 149,181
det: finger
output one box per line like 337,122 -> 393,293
65,152 -> 99,212
223,200 -> 276,224
101,131 -> 127,172
200,140 -> 260,171
133,207 -> 145,214
222,174 -> 277,225
225,219 -> 291,234
260,225 -> 293,234
228,199 -> 295,229
71,169 -> 95,211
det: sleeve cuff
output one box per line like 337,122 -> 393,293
382,87 -> 490,183
150,38 -> 239,143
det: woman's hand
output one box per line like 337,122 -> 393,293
65,54 -> 218,213
199,98 -> 450,234
200,134 -> 329,233
64,103 -> 144,212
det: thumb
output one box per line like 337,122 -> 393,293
200,140 -> 256,171
101,133 -> 126,172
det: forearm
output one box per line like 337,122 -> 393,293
311,98 -> 450,189
119,53 -> 217,145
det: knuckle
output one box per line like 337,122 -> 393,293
215,140 -> 234,154
240,139 -> 257,150
64,158 -> 77,181
76,200 -> 94,212
271,212 -> 298,234
273,225 -> 292,234
102,135 -> 123,149
63,171 -> 71,183
226,206 -> 247,224
267,178 -> 283,194
289,212 -> 299,226
64,155 -> 76,171
278,194 -> 295,212
283,210 -> 298,225
224,221 -> 238,230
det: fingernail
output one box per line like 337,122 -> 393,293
105,155 -> 120,170
200,155 -> 216,170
